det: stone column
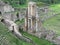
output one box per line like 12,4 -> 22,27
28,2 -> 37,32
25,18 -> 27,28
36,10 -> 39,32
31,19 -> 32,30
28,19 -> 29,30
25,9 -> 28,31
36,20 -> 38,32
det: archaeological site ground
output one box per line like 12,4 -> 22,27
0,0 -> 60,45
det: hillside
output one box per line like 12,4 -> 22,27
0,22 -> 55,45
0,22 -> 32,45
43,14 -> 60,36
0,0 -> 60,45
43,3 -> 60,36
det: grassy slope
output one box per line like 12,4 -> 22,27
21,31 -> 54,45
0,21 -> 54,45
16,20 -> 54,45
43,14 -> 60,35
0,22 -> 32,45
43,4 -> 60,35
49,4 -> 60,13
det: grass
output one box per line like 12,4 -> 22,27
20,30 -> 54,45
39,3 -> 60,21
49,4 -> 60,13
43,4 -> 60,36
15,18 -> 24,25
43,14 -> 60,35
20,31 -> 55,45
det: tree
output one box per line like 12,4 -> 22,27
49,0 -> 57,4
19,0 -> 27,5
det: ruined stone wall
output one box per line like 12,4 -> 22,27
3,4 -> 14,12
0,6 -> 4,14
2,12 -> 17,22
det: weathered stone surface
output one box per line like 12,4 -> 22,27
25,2 -> 42,34
3,4 -> 14,12
38,30 -> 48,38
52,36 -> 60,45
0,2 -> 14,14
46,30 -> 56,41
0,1 -> 16,22
2,12 -> 17,22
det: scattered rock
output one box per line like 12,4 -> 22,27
53,36 -> 60,45
46,30 -> 56,41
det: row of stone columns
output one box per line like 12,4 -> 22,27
25,2 -> 42,33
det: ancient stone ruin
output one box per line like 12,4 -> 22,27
25,2 -> 43,33
0,0 -> 25,22
24,2 -> 60,45
1,0 -> 60,45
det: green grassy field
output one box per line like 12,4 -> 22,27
43,4 -> 60,36
49,4 -> 60,13
43,14 -> 60,35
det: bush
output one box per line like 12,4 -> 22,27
36,2 -> 46,6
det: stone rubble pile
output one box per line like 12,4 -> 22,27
38,7 -> 60,22
38,30 -> 60,45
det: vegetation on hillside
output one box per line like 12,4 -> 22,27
43,14 -> 60,36
3,0 -> 60,8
